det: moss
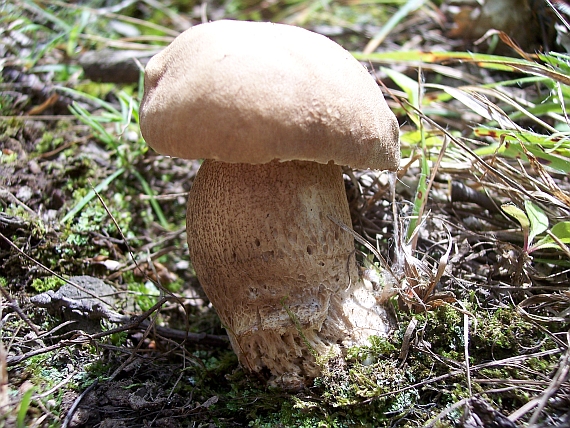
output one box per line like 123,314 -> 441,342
30,276 -> 65,293
100,301 -> 554,427
0,89 -> 16,116
124,272 -> 160,312
16,351 -> 74,403
0,117 -> 23,138
0,150 -> 18,164
406,304 -> 465,362
33,132 -> 64,155
345,335 -> 399,363
471,307 -> 548,359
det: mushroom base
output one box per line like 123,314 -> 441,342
186,159 -> 394,387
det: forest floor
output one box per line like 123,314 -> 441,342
1,0 -> 570,427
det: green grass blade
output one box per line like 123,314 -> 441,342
363,0 -> 427,54
383,67 -> 421,127
61,168 -> 125,224
407,130 -> 429,243
355,51 -> 570,82
57,86 -> 122,117
130,169 -> 169,229
23,0 -> 71,32
16,387 -> 34,428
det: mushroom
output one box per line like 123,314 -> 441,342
140,20 -> 400,387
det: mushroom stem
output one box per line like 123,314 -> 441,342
187,159 -> 393,386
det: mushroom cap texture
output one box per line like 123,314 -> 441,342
140,20 -> 400,171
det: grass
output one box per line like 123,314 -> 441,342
1,0 -> 570,426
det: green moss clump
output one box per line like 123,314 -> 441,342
34,133 -> 64,155
472,307 -> 544,357
30,276 -> 65,293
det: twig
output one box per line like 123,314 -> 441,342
33,371 -> 76,400
0,115 -> 74,121
61,379 -> 98,428
6,299 -> 228,367
0,188 -> 37,217
0,283 -> 41,336
36,136 -> 89,160
91,183 -> 192,338
509,397 -> 541,422
6,337 -> 90,366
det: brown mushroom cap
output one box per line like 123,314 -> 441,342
140,20 -> 400,171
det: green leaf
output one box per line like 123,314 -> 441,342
16,387 -> 34,428
502,203 -> 531,250
355,50 -> 570,83
382,67 -> 420,104
524,200 -> 549,244
501,204 -> 530,231
532,222 -> 570,251
400,130 -> 445,148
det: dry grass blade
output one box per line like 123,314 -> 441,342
398,318 -> 418,361
463,312 -> 472,397
358,38 -> 570,423
0,282 -> 41,336
327,214 -> 398,283
518,293 -> 570,324
60,379 -> 99,428
528,344 -> 570,425
366,348 -> 564,405
546,230 -> 570,259
519,143 -> 570,209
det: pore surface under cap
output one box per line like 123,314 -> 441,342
140,20 -> 400,171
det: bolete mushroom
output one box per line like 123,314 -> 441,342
140,20 -> 400,387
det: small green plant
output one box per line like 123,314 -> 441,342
0,150 -> 18,164
501,200 -> 570,254
127,280 -> 160,312
30,276 -> 65,293
34,133 -> 64,155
